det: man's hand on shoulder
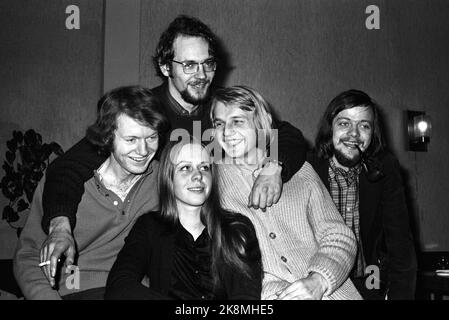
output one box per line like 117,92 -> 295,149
40,216 -> 76,288
248,161 -> 283,211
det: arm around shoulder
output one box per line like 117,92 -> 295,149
41,137 -> 107,233
272,119 -> 307,182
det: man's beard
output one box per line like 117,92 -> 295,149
180,82 -> 211,105
333,147 -> 361,168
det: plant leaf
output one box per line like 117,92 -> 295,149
6,150 -> 15,163
50,142 -> 64,156
17,198 -> 29,212
2,161 -> 13,175
7,139 -> 17,152
2,205 -> 14,220
24,129 -> 37,146
2,205 -> 19,222
13,130 -> 24,143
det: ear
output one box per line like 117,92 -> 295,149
160,63 -> 171,77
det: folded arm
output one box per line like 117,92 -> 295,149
41,137 -> 106,233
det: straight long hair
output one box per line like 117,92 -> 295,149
157,138 -> 261,286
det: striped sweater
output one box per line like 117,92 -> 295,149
217,161 -> 362,300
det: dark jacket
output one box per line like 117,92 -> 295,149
42,83 -> 307,232
307,151 -> 417,299
104,212 -> 262,300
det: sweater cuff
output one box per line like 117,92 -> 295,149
41,205 -> 77,234
307,260 -> 340,296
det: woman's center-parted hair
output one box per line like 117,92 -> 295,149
210,85 -> 274,147
157,138 -> 216,224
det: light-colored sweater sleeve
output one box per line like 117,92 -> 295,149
303,165 -> 357,295
13,180 -> 62,300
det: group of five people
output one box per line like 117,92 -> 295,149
13,15 -> 416,300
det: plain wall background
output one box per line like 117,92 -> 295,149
140,0 -> 449,252
0,0 -> 104,258
1,0 -> 448,258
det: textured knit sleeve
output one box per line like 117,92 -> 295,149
13,180 -> 62,300
41,137 -> 107,233
271,119 -> 307,182
302,164 -> 358,295
105,214 -> 169,300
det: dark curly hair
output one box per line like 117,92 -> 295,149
153,15 -> 218,79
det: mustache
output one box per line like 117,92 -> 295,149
189,80 -> 209,86
341,138 -> 363,144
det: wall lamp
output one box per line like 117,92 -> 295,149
406,110 -> 432,152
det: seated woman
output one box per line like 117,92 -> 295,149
210,86 -> 362,300
105,139 -> 262,300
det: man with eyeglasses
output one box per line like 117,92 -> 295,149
37,15 -> 308,291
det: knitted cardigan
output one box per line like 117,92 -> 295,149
217,162 -> 362,300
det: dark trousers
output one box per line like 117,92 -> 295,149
352,277 -> 387,300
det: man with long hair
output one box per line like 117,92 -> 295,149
39,15 -> 307,286
307,89 -> 417,299
14,86 -> 168,299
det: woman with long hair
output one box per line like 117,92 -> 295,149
105,138 -> 262,299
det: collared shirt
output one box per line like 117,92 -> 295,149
14,162 -> 160,299
168,225 -> 215,300
160,85 -> 212,137
328,158 -> 366,278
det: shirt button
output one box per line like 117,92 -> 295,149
281,256 -> 287,263
269,232 -> 276,239
194,270 -> 199,274
346,207 -> 351,212
113,201 -> 118,206
201,296 -> 205,299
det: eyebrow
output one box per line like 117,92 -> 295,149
335,117 -> 371,123
175,160 -> 211,166
177,57 -> 215,63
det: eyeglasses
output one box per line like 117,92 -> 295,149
171,59 -> 217,74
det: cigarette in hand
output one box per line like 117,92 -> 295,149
38,259 -> 60,267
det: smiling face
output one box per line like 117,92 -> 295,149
331,106 -> 373,168
161,35 -> 215,110
212,101 -> 259,164
109,113 -> 159,179
173,143 -> 212,209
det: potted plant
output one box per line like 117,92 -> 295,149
1,129 -> 64,236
